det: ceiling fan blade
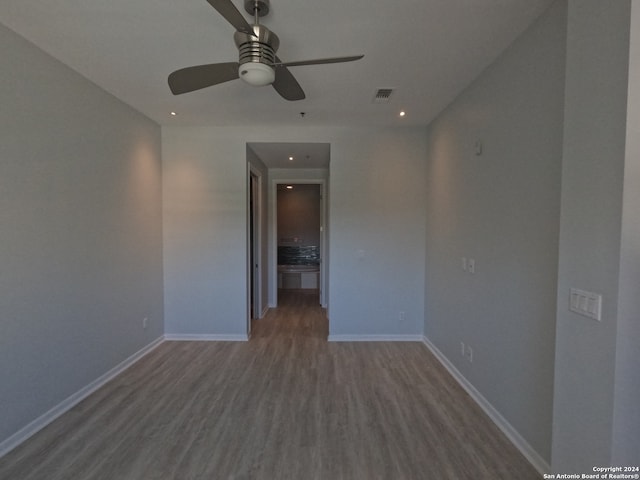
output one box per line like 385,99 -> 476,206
275,55 -> 364,68
205,0 -> 255,36
168,62 -> 239,95
272,58 -> 305,101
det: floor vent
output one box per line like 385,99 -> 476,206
372,88 -> 395,103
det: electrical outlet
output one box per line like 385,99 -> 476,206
399,311 -> 406,322
142,317 -> 148,329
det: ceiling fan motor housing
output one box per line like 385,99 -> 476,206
234,24 -> 279,86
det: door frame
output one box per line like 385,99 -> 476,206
270,178 -> 327,308
247,165 -> 263,336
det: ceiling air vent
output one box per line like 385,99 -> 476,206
372,88 -> 395,104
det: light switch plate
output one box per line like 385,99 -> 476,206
570,288 -> 602,321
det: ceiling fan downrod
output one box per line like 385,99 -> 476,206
244,0 -> 269,17
244,0 -> 270,18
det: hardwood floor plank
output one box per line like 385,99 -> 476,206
0,290 -> 540,479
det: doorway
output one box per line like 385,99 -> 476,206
276,183 -> 322,305
246,142 -> 330,320
272,180 -> 327,309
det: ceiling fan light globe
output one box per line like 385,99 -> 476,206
239,62 -> 275,86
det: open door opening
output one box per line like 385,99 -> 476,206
247,142 -> 329,335
276,183 -> 322,306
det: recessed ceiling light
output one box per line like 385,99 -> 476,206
289,156 -> 294,161
170,111 -> 177,116
286,185 -> 294,190
399,110 -> 406,117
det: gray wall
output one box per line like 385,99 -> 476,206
162,127 -> 249,336
162,126 -> 426,339
424,1 -> 567,464
277,184 -> 321,247
0,24 -> 164,445
613,1 -> 640,464
552,0 -> 633,471
329,128 -> 427,337
425,0 -> 640,469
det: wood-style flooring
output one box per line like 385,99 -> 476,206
0,289 -> 540,479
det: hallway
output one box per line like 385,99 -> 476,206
252,289 -> 327,340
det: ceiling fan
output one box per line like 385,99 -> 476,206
168,0 -> 364,101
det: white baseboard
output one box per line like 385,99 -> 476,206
328,334 -> 424,342
421,336 -> 550,475
164,333 -> 249,342
0,336 -> 165,459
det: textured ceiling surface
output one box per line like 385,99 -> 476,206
0,0 -> 555,129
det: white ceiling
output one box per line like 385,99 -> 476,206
0,0 -> 555,130
249,142 -> 330,169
